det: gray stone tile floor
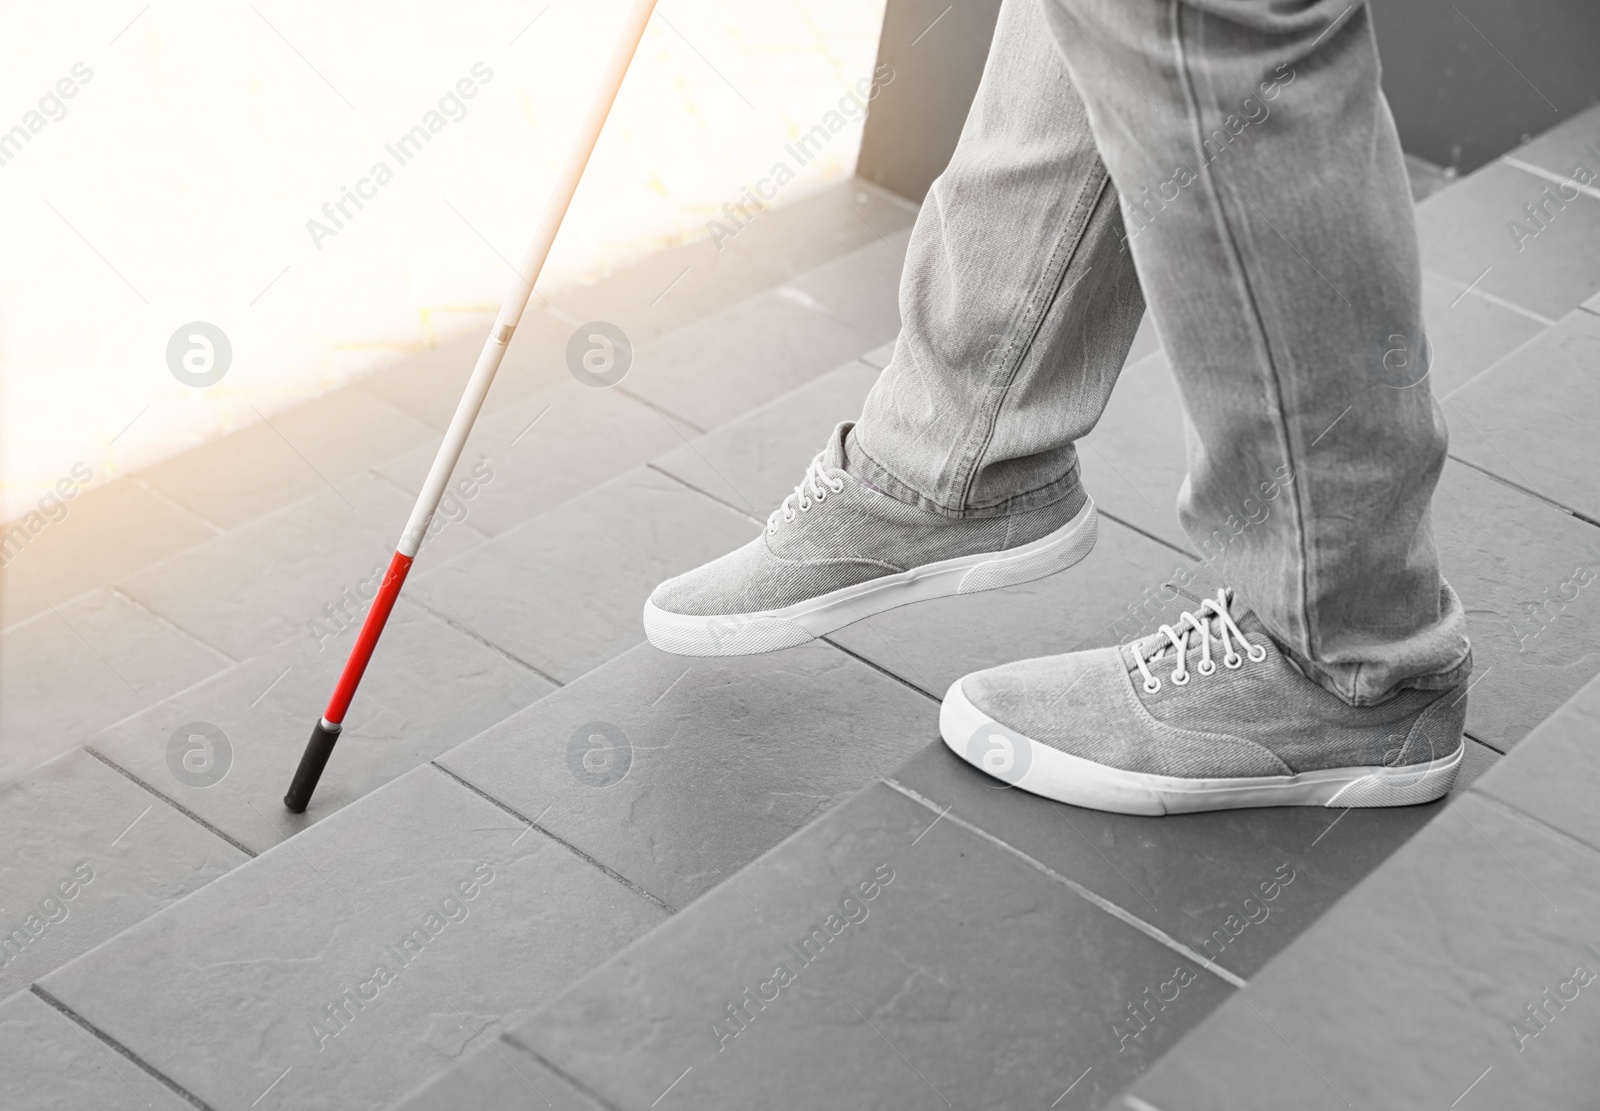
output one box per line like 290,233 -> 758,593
888,732 -> 1497,983
1126,779 -> 1600,1110
828,509 -> 1194,698
621,275 -> 891,430
1430,460 -> 1600,750
39,764 -> 667,1111
1473,674 -> 1600,855
116,472 -> 491,663
4,112 -> 1600,1109
780,225 -> 911,345
358,309 -> 578,434
373,376 -> 695,539
1422,266 -> 1549,398
138,385 -> 441,531
1415,157 -> 1600,322
0,588 -> 231,780
1445,308 -> 1600,523
650,356 -> 882,514
495,782 -> 1237,1111
1,475 -> 219,632
90,598 -> 552,854
396,1039 -> 607,1111
404,466 -> 758,684
0,748 -> 247,998
436,639 -> 938,910
0,990 -> 195,1111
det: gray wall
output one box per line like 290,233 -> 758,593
1369,0 -> 1600,173
857,0 -> 1600,202
856,0 -> 1002,203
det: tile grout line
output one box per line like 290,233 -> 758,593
881,777 -> 1250,990
87,578 -> 472,742
1466,783 -> 1600,865
1096,506 -> 1200,563
498,1032 -> 632,1111
0,603 -> 52,639
0,478 -> 333,641
644,462 -> 763,525
1461,285 -> 1559,329
1434,310 -> 1549,405
107,584 -> 241,665
397,449 -> 752,584
426,761 -> 676,916
74,480 -> 335,598
1464,729 -> 1508,757
0,581 -> 124,639
402,594 -> 566,690
1411,252 -> 1557,330
1500,156 -> 1600,205
30,983 -> 219,1111
820,636 -> 942,703
132,474 -> 229,536
82,747 -> 258,859
632,352 -> 886,520
613,386 -> 706,437
89,653 -> 260,740
1445,452 -> 1600,529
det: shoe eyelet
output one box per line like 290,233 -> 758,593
1246,644 -> 1268,662
1223,653 -> 1243,670
1170,672 -> 1189,686
1142,677 -> 1161,694
830,480 -> 845,494
1197,659 -> 1216,676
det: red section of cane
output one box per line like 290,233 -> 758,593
283,550 -> 413,812
325,550 -> 414,724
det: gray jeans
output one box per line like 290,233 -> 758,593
848,0 -> 1470,706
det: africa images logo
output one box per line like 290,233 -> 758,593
1374,323 -> 1432,389
965,718 -> 1032,787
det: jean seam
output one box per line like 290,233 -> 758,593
1170,1 -> 1324,693
950,163 -> 1113,511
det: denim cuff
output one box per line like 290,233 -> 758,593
846,432 -> 1088,521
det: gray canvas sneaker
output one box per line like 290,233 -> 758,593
941,585 -> 1467,814
644,423 -> 1098,656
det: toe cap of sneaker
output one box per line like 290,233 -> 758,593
647,536 -> 772,617
958,649 -> 1122,737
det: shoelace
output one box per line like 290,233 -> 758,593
1134,588 -> 1268,693
767,453 -> 845,535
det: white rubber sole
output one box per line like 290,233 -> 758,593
939,679 -> 1463,816
644,497 -> 1099,657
